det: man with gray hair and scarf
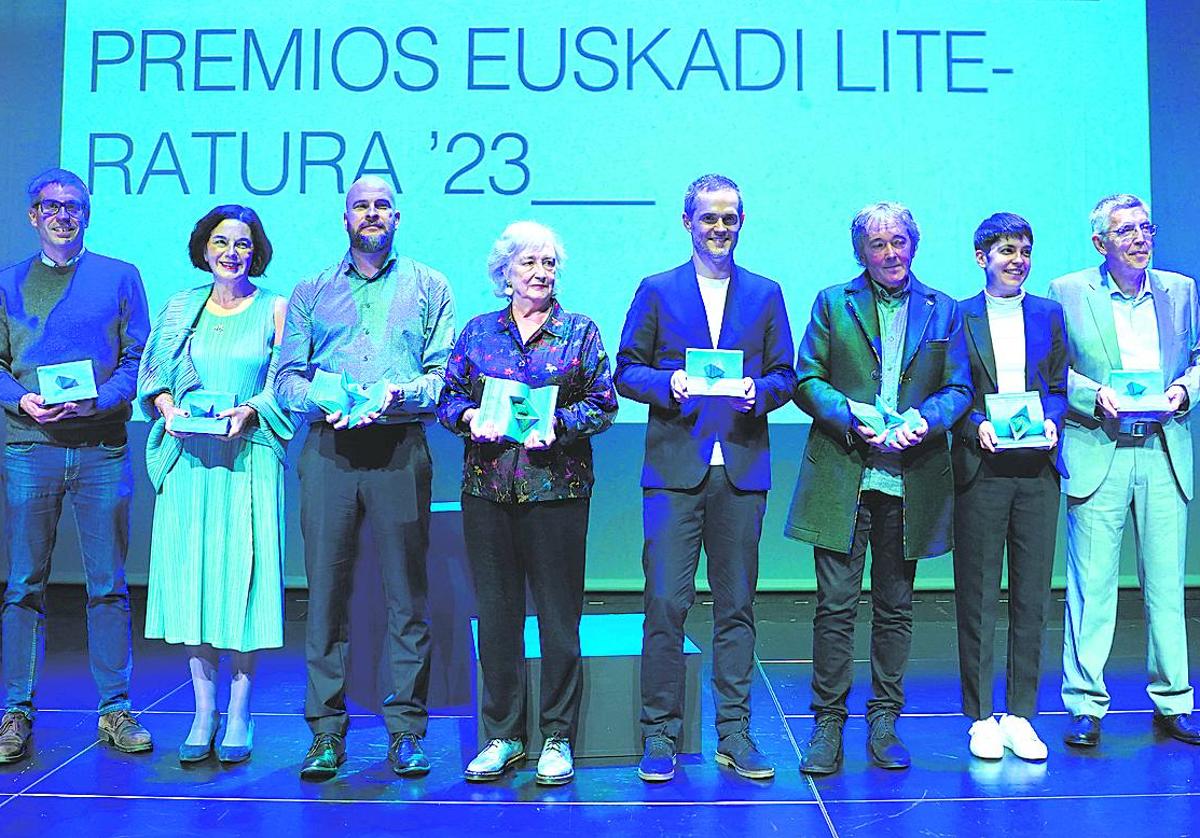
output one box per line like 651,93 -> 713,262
786,202 -> 971,774
275,175 -> 455,779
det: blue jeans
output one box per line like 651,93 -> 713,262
3,441 -> 134,717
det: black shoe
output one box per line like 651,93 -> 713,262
715,730 -> 775,779
799,714 -> 844,775
1063,714 -> 1101,747
1153,713 -> 1200,745
637,734 -> 676,782
389,732 -> 431,776
300,732 -> 346,780
867,714 -> 911,769
0,712 -> 32,765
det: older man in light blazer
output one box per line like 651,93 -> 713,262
1048,193 -> 1200,748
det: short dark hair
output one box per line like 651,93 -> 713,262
26,168 -> 90,209
187,205 -> 273,276
974,212 -> 1033,253
683,173 -> 743,217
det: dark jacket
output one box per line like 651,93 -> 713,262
951,290 -> 1068,486
615,261 -> 796,491
785,273 -> 972,558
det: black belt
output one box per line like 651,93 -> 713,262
1119,420 -> 1161,438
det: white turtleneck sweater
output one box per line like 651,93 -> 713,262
985,289 -> 1027,393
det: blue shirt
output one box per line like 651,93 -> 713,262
275,248 -> 456,423
861,279 -> 909,496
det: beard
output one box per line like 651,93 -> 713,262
350,225 -> 394,253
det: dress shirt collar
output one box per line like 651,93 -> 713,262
40,246 -> 85,268
495,298 -> 566,340
1100,265 -> 1152,303
339,246 -> 399,281
868,275 -> 910,302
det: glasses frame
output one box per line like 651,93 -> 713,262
1105,222 -> 1157,242
35,199 -> 88,218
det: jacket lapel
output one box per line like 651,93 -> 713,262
1149,270 -> 1176,383
901,276 -> 935,373
678,263 -> 716,349
1084,271 -> 1123,370
963,292 -> 998,391
1022,295 -> 1042,391
844,274 -> 881,363
716,265 -> 742,350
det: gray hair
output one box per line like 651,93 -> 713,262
486,221 -> 566,298
1089,193 -> 1148,237
683,173 -> 743,217
850,201 -> 920,267
26,167 -> 90,209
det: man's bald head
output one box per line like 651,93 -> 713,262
344,176 -> 399,254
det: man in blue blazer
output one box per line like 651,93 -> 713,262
787,202 -> 971,774
1049,194 -> 1200,747
616,174 -> 796,782
951,213 -> 1067,762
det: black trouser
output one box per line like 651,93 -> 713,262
640,467 -> 766,743
462,493 -> 589,742
299,422 -> 432,737
953,454 -> 1058,719
811,490 -> 916,722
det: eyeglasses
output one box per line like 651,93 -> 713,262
1105,223 -> 1157,242
696,212 -> 741,228
36,199 -> 86,218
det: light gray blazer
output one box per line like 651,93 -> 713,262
1047,266 -> 1200,500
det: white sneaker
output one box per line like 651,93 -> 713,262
464,738 -> 525,781
999,714 -> 1048,761
968,717 -> 1004,759
535,736 -> 574,785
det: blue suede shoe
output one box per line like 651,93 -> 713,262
178,711 -> 221,764
217,719 -> 254,764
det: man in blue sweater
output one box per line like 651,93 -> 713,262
0,169 -> 152,764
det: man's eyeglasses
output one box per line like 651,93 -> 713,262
36,199 -> 87,218
1106,223 -> 1157,242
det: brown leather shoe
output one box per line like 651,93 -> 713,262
97,710 -> 153,753
0,712 -> 32,764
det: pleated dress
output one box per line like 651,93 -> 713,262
144,291 -> 286,652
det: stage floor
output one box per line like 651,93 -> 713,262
2,587 -> 1198,836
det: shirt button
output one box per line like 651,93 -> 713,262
871,370 -> 881,380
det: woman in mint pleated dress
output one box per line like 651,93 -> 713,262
138,205 -> 292,764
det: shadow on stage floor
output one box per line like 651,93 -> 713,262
1,587 -> 1198,836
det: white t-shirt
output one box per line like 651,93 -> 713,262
696,273 -> 730,467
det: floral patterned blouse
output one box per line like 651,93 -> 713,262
436,300 -> 618,503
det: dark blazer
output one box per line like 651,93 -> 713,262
951,291 -> 1068,486
785,273 -> 972,558
614,261 -> 796,491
